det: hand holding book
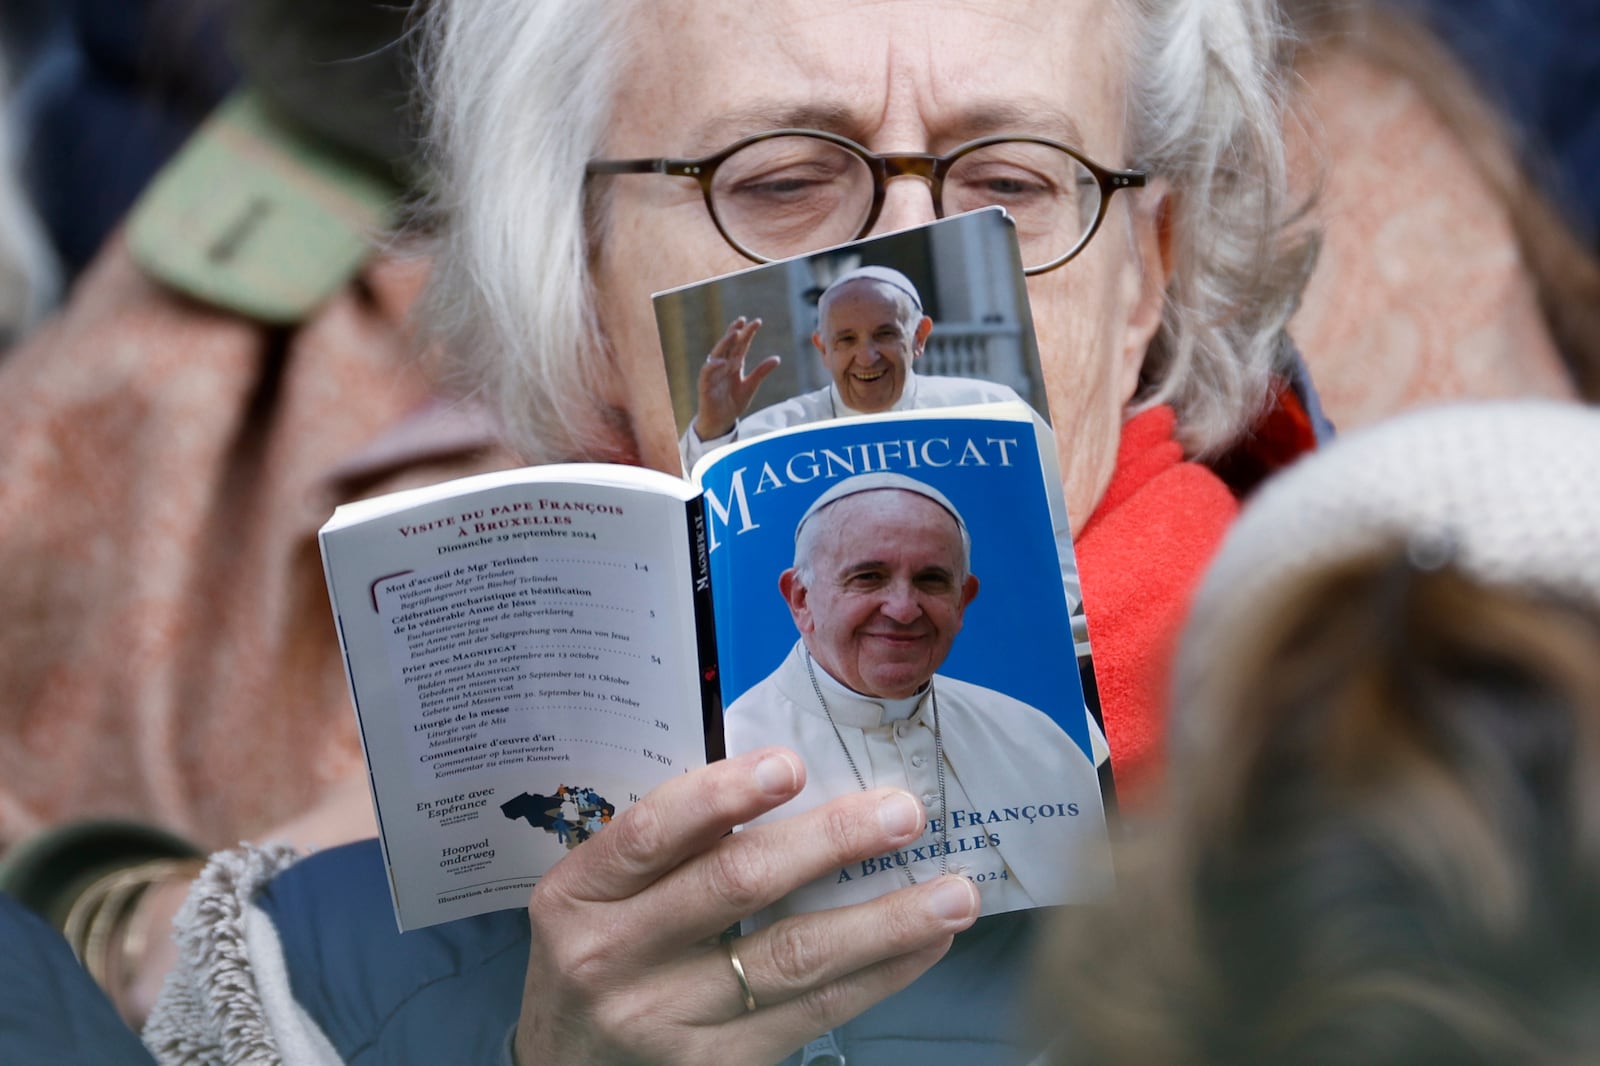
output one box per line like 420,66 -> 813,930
511,747 -> 978,1066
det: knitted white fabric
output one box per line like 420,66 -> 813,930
1176,401 -> 1600,700
143,844 -> 341,1066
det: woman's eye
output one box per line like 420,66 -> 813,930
953,169 -> 1055,203
739,175 -> 830,196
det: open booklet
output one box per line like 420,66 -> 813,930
319,209 -> 1114,932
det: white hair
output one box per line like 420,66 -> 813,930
1117,0 -> 1318,456
417,0 -> 638,463
417,0 -> 1315,463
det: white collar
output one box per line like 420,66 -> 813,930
810,652 -> 930,723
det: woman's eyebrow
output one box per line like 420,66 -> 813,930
941,103 -> 1088,148
686,103 -> 861,153
685,102 -> 1088,155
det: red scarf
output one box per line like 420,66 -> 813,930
1075,406 -> 1237,800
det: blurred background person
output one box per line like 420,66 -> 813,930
0,0 -> 514,1027
1283,0 -> 1600,421
1395,0 -> 1599,246
1035,400 -> 1600,1065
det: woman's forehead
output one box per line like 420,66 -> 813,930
608,0 -> 1131,158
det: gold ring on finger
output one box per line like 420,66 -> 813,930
724,934 -> 758,1012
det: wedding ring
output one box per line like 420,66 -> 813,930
725,935 -> 758,1012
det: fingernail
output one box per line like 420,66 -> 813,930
753,752 -> 799,796
928,877 -> 979,921
876,791 -> 921,838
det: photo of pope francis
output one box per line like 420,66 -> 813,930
678,266 -> 1026,469
725,472 -> 1110,925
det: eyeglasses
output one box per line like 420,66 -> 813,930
587,129 -> 1146,276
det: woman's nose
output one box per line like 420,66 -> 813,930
866,174 -> 939,237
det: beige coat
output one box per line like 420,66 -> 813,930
0,238 -> 514,852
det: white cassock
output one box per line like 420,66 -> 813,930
725,642 -> 1113,927
680,371 -> 1026,470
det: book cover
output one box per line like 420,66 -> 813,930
660,206 -> 1051,471
319,211 -> 1114,931
695,405 -> 1113,924
661,209 -> 1114,922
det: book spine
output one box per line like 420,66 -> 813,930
686,495 -> 725,762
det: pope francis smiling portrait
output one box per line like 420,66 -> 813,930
724,472 -> 1111,925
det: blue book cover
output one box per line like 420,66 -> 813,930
693,405 -> 1113,922
658,211 -> 1115,921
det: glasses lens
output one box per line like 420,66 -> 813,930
709,135 -> 875,261
944,143 -> 1103,269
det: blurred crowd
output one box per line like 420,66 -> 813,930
0,1 -> 1597,1064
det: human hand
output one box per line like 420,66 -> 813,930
513,746 -> 981,1065
693,317 -> 781,441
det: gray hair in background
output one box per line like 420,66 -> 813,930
1117,0 -> 1317,457
416,0 -> 1314,464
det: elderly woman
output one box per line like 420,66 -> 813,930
426,0 -> 1316,787
144,0 -> 1313,1063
